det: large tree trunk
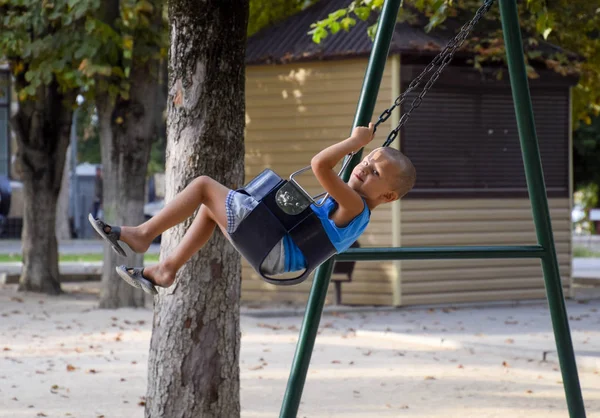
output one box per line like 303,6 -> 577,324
10,78 -> 73,295
145,1 -> 248,416
96,0 -> 162,309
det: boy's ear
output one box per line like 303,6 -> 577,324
382,191 -> 398,202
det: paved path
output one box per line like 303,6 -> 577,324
573,258 -> 600,279
0,282 -> 598,418
0,239 -> 160,255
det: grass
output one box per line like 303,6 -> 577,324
573,246 -> 600,258
0,253 -> 160,263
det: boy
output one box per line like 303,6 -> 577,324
89,123 -> 416,295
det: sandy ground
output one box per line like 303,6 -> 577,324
1,282 -> 599,418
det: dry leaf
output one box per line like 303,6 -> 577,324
37,414 -> 47,417
424,376 -> 436,380
502,361 -> 510,368
249,365 -> 263,371
400,405 -> 409,409
526,390 -> 533,394
66,365 -> 76,372
331,360 -> 341,364
257,323 -> 282,331
505,339 -> 515,344
458,364 -> 464,369
3,347 -> 10,351
87,369 -> 98,374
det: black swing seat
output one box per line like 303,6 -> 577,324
229,169 -> 337,286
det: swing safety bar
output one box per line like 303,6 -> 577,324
279,0 -> 587,417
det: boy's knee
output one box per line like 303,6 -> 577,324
191,175 -> 212,196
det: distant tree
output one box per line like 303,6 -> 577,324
0,0 -> 97,294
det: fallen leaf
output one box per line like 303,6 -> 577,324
87,369 -> 98,374
11,297 -> 24,303
66,365 -> 76,372
502,361 -> 510,368
424,376 -> 436,380
363,350 -> 372,356
458,364 -> 464,369
249,365 -> 263,371
526,390 -> 533,394
257,323 -> 282,331
505,339 -> 515,344
400,405 -> 409,409
37,413 -> 47,417
331,360 -> 341,364
3,347 -> 10,351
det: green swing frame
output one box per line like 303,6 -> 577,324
278,0 -> 588,417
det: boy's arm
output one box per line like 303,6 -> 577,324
311,123 -> 374,215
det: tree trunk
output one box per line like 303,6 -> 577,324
94,0 -> 163,309
145,1 -> 248,416
96,59 -> 160,309
55,144 -> 72,240
10,79 -> 74,295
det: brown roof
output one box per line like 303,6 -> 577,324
245,0 -> 572,65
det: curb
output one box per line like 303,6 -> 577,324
355,329 -> 599,373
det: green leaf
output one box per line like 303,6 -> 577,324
330,21 -> 341,34
341,16 -> 356,31
543,28 -> 552,40
354,7 -> 371,21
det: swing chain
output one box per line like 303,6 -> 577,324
374,0 -> 495,147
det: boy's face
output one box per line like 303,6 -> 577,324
347,149 -> 399,203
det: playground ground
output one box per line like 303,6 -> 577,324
0,281 -> 599,418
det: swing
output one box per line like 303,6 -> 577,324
233,0 -> 493,286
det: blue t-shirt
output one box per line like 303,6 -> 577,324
283,197 -> 371,272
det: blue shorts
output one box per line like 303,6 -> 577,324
225,191 -> 285,275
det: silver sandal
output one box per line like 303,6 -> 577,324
115,265 -> 158,296
88,213 -> 127,257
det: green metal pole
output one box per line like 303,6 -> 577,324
279,1 -> 403,416
498,1 -> 586,416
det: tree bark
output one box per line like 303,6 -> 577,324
10,78 -> 73,295
96,0 -> 162,309
55,144 -> 72,240
145,1 -> 248,416
96,58 -> 160,309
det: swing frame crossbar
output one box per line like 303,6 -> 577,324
335,245 -> 545,261
278,0 -> 587,417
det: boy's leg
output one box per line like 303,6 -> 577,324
119,176 -> 230,253
127,176 -> 232,287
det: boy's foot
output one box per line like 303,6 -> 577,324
116,266 -> 158,296
88,214 -> 127,257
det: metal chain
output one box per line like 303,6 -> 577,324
374,0 -> 495,147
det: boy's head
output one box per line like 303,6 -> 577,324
347,147 -> 416,206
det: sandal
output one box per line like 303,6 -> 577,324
115,265 -> 158,296
88,213 -> 127,257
